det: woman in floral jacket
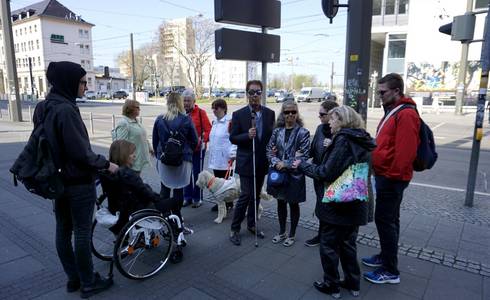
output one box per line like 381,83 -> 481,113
294,106 -> 375,298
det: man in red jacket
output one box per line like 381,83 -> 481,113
182,89 -> 211,208
362,73 -> 420,285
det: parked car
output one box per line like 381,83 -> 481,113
296,87 -> 324,102
85,91 -> 96,100
112,90 -> 129,99
323,92 -> 337,101
229,91 -> 245,98
76,97 -> 86,103
276,92 -> 295,103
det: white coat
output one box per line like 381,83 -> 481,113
208,114 -> 237,170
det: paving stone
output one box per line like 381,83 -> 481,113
170,287 -> 216,300
252,272 -> 310,300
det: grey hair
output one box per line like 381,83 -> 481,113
275,100 -> 304,128
182,88 -> 195,100
328,106 -> 365,129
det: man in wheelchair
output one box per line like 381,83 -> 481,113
99,140 -> 185,263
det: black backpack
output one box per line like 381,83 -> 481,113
10,103 -> 64,199
397,105 -> 438,172
159,117 -> 185,167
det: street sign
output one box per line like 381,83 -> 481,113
214,0 -> 280,29
215,28 -> 280,62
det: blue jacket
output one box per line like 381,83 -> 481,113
152,113 -> 198,163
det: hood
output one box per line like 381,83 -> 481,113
383,96 -> 416,111
337,128 -> 376,152
46,61 -> 86,101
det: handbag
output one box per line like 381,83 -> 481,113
322,162 -> 369,203
267,167 -> 288,187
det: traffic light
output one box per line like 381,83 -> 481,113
439,14 -> 476,42
322,0 -> 339,23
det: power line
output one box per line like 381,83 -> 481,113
72,7 -> 168,20
158,0 -> 205,14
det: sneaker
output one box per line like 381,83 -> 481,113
229,231 -> 241,246
80,273 -> 114,299
66,279 -> 80,293
361,254 -> 383,267
339,280 -> 360,297
363,268 -> 400,284
304,235 -> 320,247
313,280 -> 341,299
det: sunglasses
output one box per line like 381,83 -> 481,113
284,110 -> 297,115
247,89 -> 262,96
319,112 -> 328,117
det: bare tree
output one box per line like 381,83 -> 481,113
158,17 -> 216,98
117,43 -> 156,91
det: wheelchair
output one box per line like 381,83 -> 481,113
91,171 -> 187,280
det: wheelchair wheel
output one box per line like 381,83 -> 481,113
91,220 -> 116,261
114,212 -> 174,280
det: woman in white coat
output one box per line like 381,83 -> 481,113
208,99 -> 236,211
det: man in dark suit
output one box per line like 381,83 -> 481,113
229,80 -> 275,246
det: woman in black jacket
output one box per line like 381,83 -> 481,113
294,106 -> 376,298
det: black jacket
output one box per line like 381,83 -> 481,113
33,62 -> 109,185
299,128 -> 376,226
230,105 -> 275,177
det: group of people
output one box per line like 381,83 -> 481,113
35,60 -> 420,299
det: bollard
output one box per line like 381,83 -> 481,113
112,114 -> 115,130
28,106 -> 32,124
89,112 -> 94,135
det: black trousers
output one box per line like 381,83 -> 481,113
319,222 -> 360,290
231,174 -> 265,232
374,175 -> 409,275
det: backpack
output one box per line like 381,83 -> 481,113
159,117 -> 185,167
397,105 -> 438,172
9,103 -> 64,199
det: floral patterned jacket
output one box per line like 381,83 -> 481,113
299,128 -> 375,226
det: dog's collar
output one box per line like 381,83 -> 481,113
207,176 -> 216,189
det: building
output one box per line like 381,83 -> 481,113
370,0 -> 487,99
202,58 -> 258,90
94,66 -> 128,96
0,0 -> 95,98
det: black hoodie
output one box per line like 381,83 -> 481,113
300,128 -> 376,226
33,61 -> 109,185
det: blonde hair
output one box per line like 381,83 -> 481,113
164,92 -> 185,121
109,140 -> 136,167
328,106 -> 365,129
122,99 -> 140,118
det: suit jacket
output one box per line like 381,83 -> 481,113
230,106 -> 275,177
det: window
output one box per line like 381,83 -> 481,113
398,0 -> 409,14
475,0 -> 489,9
86,60 -> 90,68
19,29 -> 22,36
50,34 -> 65,43
34,25 -> 37,32
29,26 -> 32,33
38,56 -> 41,66
15,29 -> 17,36
84,30 -> 89,38
387,33 -> 406,75
36,40 -> 39,49
373,0 -> 382,15
385,0 -> 395,15
24,28 -> 27,34
39,77 -> 44,93
85,45 -> 89,54
79,29 -> 83,37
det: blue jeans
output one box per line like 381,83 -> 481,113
55,183 -> 96,288
184,150 -> 205,203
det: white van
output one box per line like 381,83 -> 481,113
296,87 -> 324,102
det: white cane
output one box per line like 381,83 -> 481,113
251,112 -> 258,247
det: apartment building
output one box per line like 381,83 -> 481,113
0,0 -> 95,98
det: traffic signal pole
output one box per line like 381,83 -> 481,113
343,0 -> 373,123
455,0 -> 474,115
464,4 -> 490,207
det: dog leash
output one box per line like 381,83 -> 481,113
224,160 -> 234,180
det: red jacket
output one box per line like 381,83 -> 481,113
372,96 -> 420,181
188,104 -> 211,152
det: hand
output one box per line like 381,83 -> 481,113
149,149 -> 155,157
107,162 -> 119,173
271,146 -> 278,156
248,128 -> 257,139
292,159 -> 301,169
323,138 -> 332,147
275,161 -> 286,170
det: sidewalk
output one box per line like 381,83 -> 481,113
0,120 -> 488,299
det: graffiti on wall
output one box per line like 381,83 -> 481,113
406,61 -> 481,92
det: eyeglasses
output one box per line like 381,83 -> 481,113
134,106 -> 140,109
319,112 -> 328,117
247,89 -> 262,97
284,110 -> 297,115
79,80 -> 87,86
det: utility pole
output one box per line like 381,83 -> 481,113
465,4 -> 489,207
130,33 -> 136,100
261,26 -> 267,106
28,57 -> 34,98
455,0 -> 474,115
343,0 -> 373,122
1,0 -> 22,121
330,61 -> 334,92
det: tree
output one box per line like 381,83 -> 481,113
117,43 -> 156,91
158,17 -> 217,98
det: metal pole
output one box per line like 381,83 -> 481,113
28,57 -> 34,98
130,33 -> 136,100
465,4 -> 490,207
89,112 -> 94,135
261,27 -> 267,106
111,114 -> 115,130
1,0 -> 22,121
330,62 -> 334,92
455,0 -> 474,115
343,0 -> 373,123
28,105 -> 32,124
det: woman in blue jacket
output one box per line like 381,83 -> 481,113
152,92 -> 198,214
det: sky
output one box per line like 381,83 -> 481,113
11,0 -> 349,85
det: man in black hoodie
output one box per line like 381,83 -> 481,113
33,61 -> 117,298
